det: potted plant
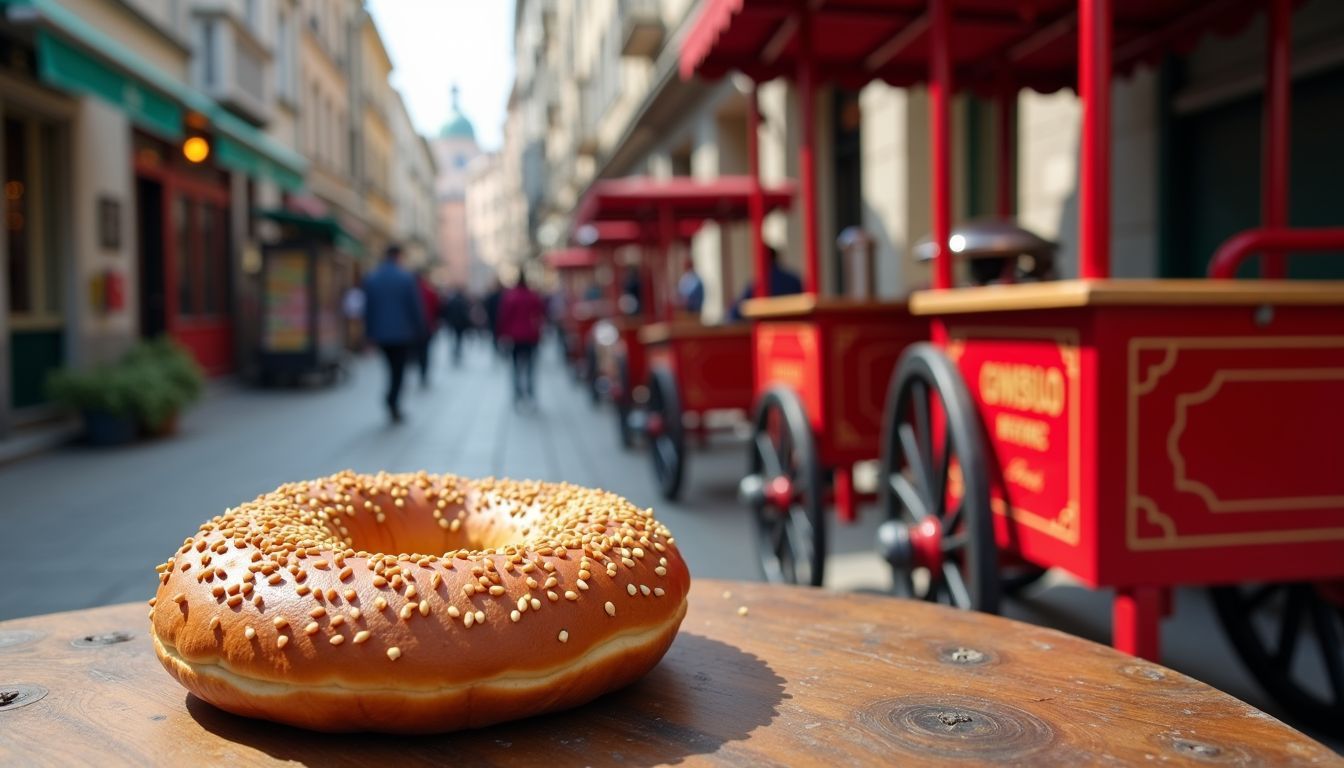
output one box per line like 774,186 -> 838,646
46,338 -> 206,445
123,338 -> 205,436
46,365 -> 139,446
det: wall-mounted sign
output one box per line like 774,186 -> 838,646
98,196 -> 120,250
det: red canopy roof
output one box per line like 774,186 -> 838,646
681,0 -> 1269,94
572,220 -> 704,248
573,176 -> 796,230
542,248 -> 600,270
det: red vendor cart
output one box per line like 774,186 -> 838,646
573,177 -> 795,499
542,247 -> 605,382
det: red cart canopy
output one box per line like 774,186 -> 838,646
573,219 -> 705,248
573,176 -> 795,229
542,248 -> 601,270
681,0 -> 1270,93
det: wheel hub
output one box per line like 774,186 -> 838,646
878,517 -> 943,572
646,413 -> 665,437
765,476 -> 794,510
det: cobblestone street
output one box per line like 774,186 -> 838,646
0,336 -> 1334,745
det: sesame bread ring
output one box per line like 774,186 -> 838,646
148,471 -> 690,733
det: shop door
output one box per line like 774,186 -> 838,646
1167,65 -> 1344,278
166,184 -> 232,374
136,177 -> 165,339
5,115 -> 64,412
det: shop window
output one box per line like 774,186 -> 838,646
5,116 -> 61,324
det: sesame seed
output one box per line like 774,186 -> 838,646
273,616 -> 288,628
604,601 -> 616,616
419,601 -> 431,617
304,622 -> 320,635
557,630 -> 569,643
400,603 -> 416,620
276,635 -> 289,649
448,605 -> 461,618
464,611 -> 475,628
353,630 -> 371,644
208,616 -> 221,631
309,606 -> 326,618
654,587 -> 666,597
627,584 -> 637,596
330,615 -> 346,627
244,626 -> 256,640
655,566 -> 667,577
474,610 -> 485,624
640,585 -> 651,596
226,595 -> 243,607
564,591 -> 578,601
547,591 -> 559,602
329,634 -> 345,645
387,647 -> 401,661
489,585 -> 506,596
737,606 -> 749,616
510,610 -> 521,622
374,596 -> 388,611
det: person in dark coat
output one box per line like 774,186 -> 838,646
362,244 -> 426,422
729,246 -> 804,320
414,271 -> 440,388
441,286 -> 472,366
482,278 -> 505,356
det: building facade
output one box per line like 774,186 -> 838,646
430,86 -> 480,289
0,0 -> 433,439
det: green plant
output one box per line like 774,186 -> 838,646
46,365 -> 137,417
46,338 -> 206,433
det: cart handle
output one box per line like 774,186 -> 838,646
1207,227 -> 1344,278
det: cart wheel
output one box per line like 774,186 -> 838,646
585,345 -> 600,405
1210,582 -> 1344,734
614,352 -> 635,450
647,368 -> 685,501
741,387 -> 826,587
877,343 -> 999,614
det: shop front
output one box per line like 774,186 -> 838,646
133,132 -> 233,375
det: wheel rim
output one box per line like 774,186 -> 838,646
1211,582 -> 1344,734
748,389 -> 825,587
879,345 -> 997,613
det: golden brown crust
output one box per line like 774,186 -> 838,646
149,471 -> 691,732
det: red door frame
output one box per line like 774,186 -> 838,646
135,153 -> 233,374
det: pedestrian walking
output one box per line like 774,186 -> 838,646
497,272 -> 547,406
362,244 -> 426,423
482,278 -> 505,357
677,256 -> 705,314
441,286 -> 472,367
414,270 -> 440,388
729,246 -> 803,320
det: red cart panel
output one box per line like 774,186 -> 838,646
641,321 -> 753,415
914,279 -> 1344,589
745,296 -> 927,467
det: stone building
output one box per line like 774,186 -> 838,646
430,85 -> 481,289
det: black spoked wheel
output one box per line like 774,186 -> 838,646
646,368 -> 686,501
585,344 -> 600,405
1210,582 -> 1344,735
613,351 -> 635,449
743,387 -> 825,587
877,343 -> 999,614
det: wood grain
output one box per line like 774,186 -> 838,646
909,278 -> 1344,314
1,579 -> 1336,766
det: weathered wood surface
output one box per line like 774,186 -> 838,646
1,579 -> 1337,766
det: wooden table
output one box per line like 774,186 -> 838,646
1,579 -> 1337,766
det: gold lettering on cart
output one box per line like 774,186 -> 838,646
995,413 -> 1051,451
1005,459 -> 1045,493
980,363 -> 1066,417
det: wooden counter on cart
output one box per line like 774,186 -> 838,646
1,579 -> 1336,765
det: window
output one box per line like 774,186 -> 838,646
4,116 -> 61,322
174,195 -> 229,319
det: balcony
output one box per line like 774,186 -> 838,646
620,0 -> 664,59
195,12 -> 272,124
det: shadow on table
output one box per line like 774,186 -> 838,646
185,632 -> 786,765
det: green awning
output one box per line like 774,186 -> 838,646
211,108 -> 307,192
256,208 -> 364,256
6,0 -> 307,189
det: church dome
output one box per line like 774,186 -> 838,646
439,84 -> 476,141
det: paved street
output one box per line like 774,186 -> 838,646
0,336 -> 1335,747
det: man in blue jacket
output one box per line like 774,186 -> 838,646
363,244 -> 426,422
729,246 -> 803,320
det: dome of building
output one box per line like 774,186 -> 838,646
439,84 -> 476,141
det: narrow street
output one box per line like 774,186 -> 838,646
0,335 -> 1332,746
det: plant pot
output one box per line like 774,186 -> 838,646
82,410 -> 138,447
143,412 -> 180,439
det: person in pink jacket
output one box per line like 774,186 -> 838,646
497,272 -> 546,405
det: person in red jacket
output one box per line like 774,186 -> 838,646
414,270 -> 440,388
497,271 -> 546,406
